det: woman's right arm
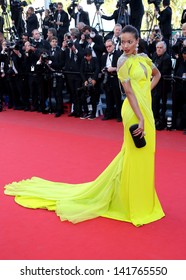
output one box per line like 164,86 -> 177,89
151,66 -> 161,91
122,80 -> 145,136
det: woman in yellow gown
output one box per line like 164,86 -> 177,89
4,25 -> 165,226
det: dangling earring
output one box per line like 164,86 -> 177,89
136,43 -> 139,54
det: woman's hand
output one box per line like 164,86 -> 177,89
133,119 -> 145,138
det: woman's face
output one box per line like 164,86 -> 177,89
120,32 -> 139,55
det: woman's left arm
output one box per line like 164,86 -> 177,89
151,66 -> 161,91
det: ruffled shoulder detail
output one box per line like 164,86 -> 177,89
117,54 -> 129,71
138,53 -> 154,69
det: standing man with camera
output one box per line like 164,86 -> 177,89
23,29 -> 50,112
62,33 -> 83,117
49,36 -> 65,117
129,0 -> 144,36
67,3 -> 90,27
0,40 -> 24,110
53,2 -> 70,47
101,39 -> 122,122
152,40 -> 172,130
26,7 -> 39,37
79,47 -> 100,120
155,0 -> 172,51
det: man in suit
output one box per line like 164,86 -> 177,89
104,23 -> 122,51
82,25 -> 105,63
79,48 -> 100,120
0,40 -> 24,110
129,0 -> 144,36
53,2 -> 70,47
62,34 -> 83,117
98,1 -> 130,28
68,4 -> 90,27
101,39 -> 122,122
49,36 -> 65,117
155,0 -> 172,50
152,40 -> 172,129
26,7 -> 39,37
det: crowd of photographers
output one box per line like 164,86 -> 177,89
0,1 -> 186,131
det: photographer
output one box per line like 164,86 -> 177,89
152,40 -> 172,130
62,32 -> 83,117
0,40 -> 24,110
129,0 -> 144,35
42,9 -> 54,40
104,23 -> 122,50
53,2 -> 70,47
172,23 -> 186,73
67,3 -> 90,27
148,25 -> 163,58
23,29 -> 50,112
155,0 -> 172,51
26,7 -> 39,37
98,0 -> 130,28
173,47 -> 186,132
10,0 -> 27,37
79,48 -> 100,120
81,25 -> 105,62
101,39 -> 122,122
49,36 -> 65,117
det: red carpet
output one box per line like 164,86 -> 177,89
0,110 -> 186,260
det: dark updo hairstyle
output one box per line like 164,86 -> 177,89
121,25 -> 139,40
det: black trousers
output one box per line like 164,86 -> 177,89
28,74 -> 50,111
66,74 -> 82,115
80,87 -> 98,116
52,75 -> 64,113
103,76 -> 122,119
7,74 -> 23,107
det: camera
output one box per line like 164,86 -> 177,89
35,7 -> 45,15
85,34 -> 91,40
87,0 -> 104,11
154,33 -> 161,39
86,77 -> 94,91
77,77 -> 94,93
41,52 -> 50,63
28,38 -> 37,48
70,0 -> 78,6
10,0 -> 28,10
67,39 -> 74,48
49,2 -> 57,14
4,40 -> 20,52
116,0 -> 130,8
148,0 -> 162,11
102,67 -> 109,84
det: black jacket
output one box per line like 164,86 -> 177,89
53,10 -> 70,33
67,6 -> 90,26
101,50 -> 122,72
80,57 -> 99,82
157,6 -> 172,38
26,14 -> 39,37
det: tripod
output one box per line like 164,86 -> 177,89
92,5 -> 104,34
146,10 -> 158,41
117,3 -> 130,27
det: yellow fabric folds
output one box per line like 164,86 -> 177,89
4,53 -> 165,226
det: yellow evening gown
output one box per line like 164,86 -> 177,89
4,53 -> 165,226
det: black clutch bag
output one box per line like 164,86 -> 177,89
129,124 -> 146,148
